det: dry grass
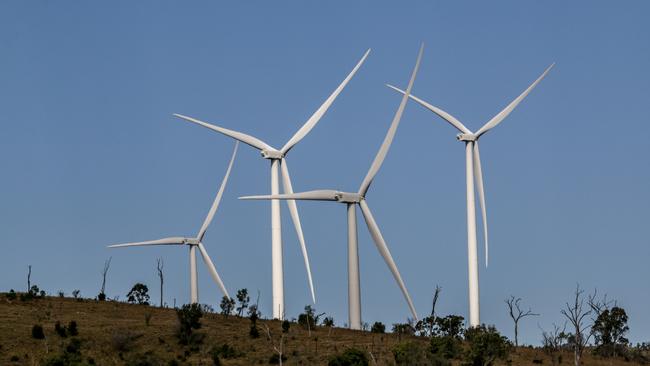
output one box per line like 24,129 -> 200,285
0,294 -> 644,365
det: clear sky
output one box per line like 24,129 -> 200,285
1,1 -> 649,345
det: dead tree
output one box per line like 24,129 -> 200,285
587,289 -> 614,319
540,322 -> 567,366
561,285 -> 593,366
156,258 -> 164,307
99,257 -> 112,298
263,323 -> 285,366
429,285 -> 442,335
27,265 -> 32,292
505,295 -> 539,347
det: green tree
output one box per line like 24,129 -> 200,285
371,321 -> 386,333
463,325 -> 510,366
176,303 -> 203,345
126,283 -> 150,305
236,288 -> 250,316
328,348 -> 369,366
220,296 -> 235,316
592,306 -> 629,357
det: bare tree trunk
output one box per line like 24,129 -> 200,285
156,258 -> 164,307
561,285 -> 593,366
27,265 -> 32,292
100,257 -> 112,296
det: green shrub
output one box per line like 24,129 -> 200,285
176,303 -> 203,345
68,321 -> 78,336
463,325 -> 510,366
269,353 -> 288,364
55,321 -> 67,338
220,296 -> 235,316
211,343 -> 243,359
31,324 -> 45,339
328,348 -> 369,366
371,321 -> 386,333
7,289 -> 17,300
430,336 -> 462,360
282,319 -> 291,333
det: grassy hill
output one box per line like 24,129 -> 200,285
0,293 -> 645,365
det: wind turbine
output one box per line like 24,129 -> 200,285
173,49 -> 370,319
387,63 -> 554,327
240,45 -> 424,330
109,142 -> 239,304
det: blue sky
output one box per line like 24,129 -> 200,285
1,1 -> 649,345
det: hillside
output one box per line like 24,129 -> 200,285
0,294 -> 644,365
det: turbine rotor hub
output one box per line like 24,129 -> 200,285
335,192 -> 362,203
261,150 -> 283,159
184,238 -> 200,245
457,133 -> 477,142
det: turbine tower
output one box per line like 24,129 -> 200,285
241,45 -> 424,329
173,50 -> 370,319
109,142 -> 239,304
388,63 -> 554,327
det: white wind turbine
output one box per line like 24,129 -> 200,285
173,50 -> 370,319
109,142 -> 239,304
387,63 -> 554,327
240,45 -> 424,330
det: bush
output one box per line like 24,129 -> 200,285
463,325 -> 510,366
111,330 -> 140,352
323,317 -> 335,327
98,292 -> 107,301
392,322 -> 415,337
371,321 -> 386,334
55,321 -> 67,338
72,289 -> 80,299
393,341 -> 446,366
7,289 -> 17,300
32,324 -> 45,339
68,321 -> 78,336
235,288 -> 250,316
211,343 -> 243,359
176,303 -> 203,345
430,336 -> 462,360
269,353 -> 288,364
282,319 -> 291,333
298,305 -> 321,330
328,348 -> 369,366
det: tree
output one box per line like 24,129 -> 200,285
371,321 -> 386,333
505,295 -> 539,347
416,285 -> 442,337
561,285 -> 593,366
298,305 -> 325,335
27,265 -> 32,292
156,258 -> 164,307
464,325 -> 510,366
127,283 -> 150,305
328,348 -> 369,366
236,288 -> 250,316
592,306 -> 629,357
220,296 -> 235,316
263,323 -> 286,366
540,323 -> 567,366
176,303 -> 203,345
98,257 -> 111,301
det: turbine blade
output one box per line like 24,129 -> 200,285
108,237 -> 186,248
197,242 -> 229,298
358,44 -> 424,196
281,49 -> 371,155
197,142 -> 239,241
280,160 -> 316,303
173,113 -> 274,151
358,200 -> 418,320
473,142 -> 489,267
239,190 -> 340,201
385,84 -> 472,134
476,63 -> 554,137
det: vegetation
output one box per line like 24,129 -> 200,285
127,283 -> 150,305
328,347 -> 369,366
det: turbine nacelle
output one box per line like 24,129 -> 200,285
457,133 -> 478,142
183,238 -> 200,246
334,192 -> 363,203
261,150 -> 284,160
